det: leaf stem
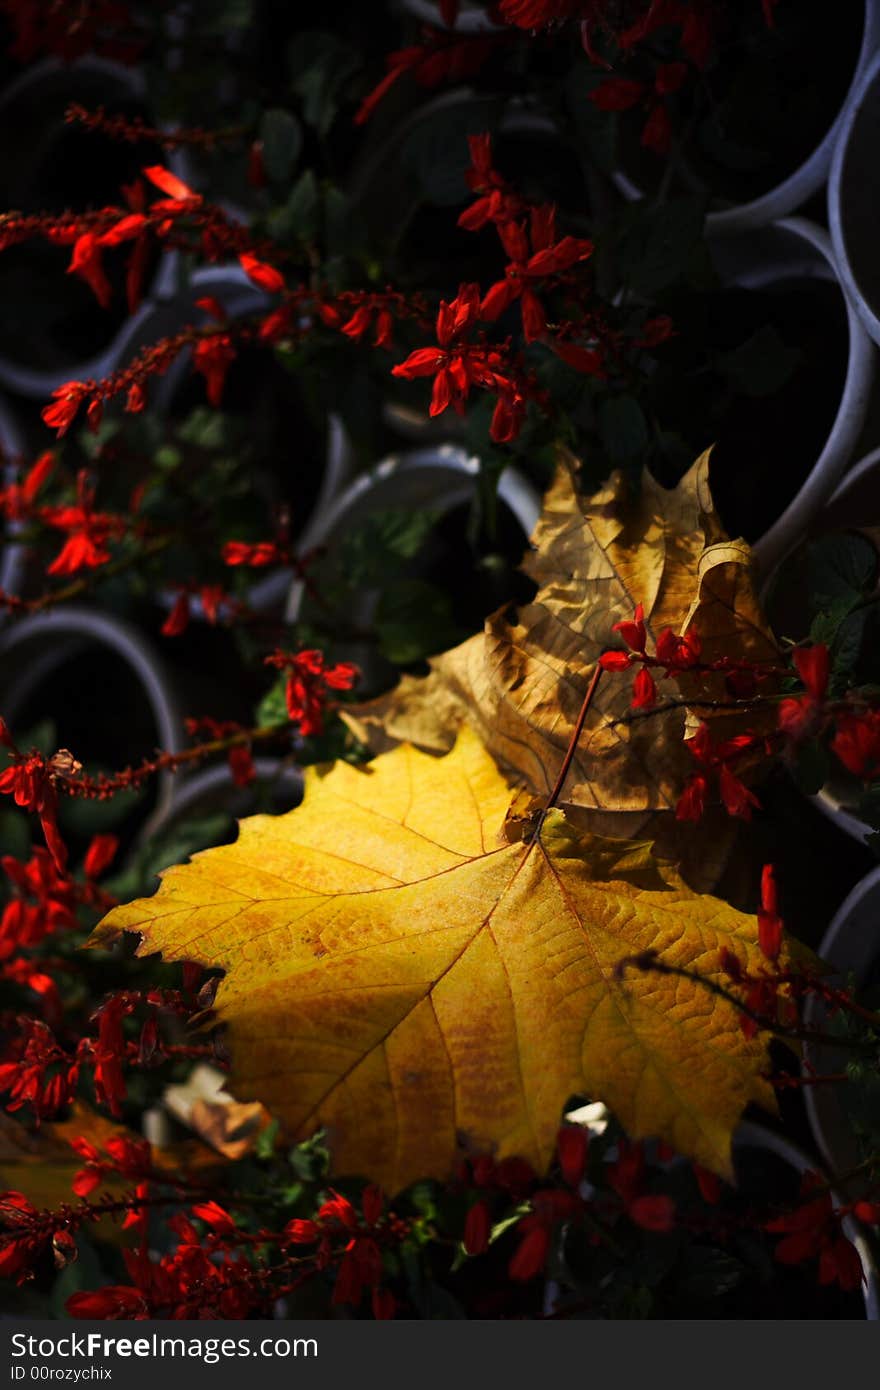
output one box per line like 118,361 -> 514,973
536,663 -> 604,836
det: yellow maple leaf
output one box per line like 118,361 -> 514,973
343,449 -> 779,843
91,729 -> 776,1194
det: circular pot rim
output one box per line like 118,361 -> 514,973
612,0 -> 880,234
137,755 -> 303,847
829,45 -> 880,347
712,216 -> 875,577
736,1118 -> 878,1319
0,603 -> 184,820
807,445 -> 880,841
802,868 -> 880,1208
283,443 -> 542,624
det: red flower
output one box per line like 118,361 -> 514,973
767,1174 -> 864,1292
83,833 -> 118,881
41,472 -> 126,577
631,665 -> 657,710
67,1287 -> 147,1319
223,540 -> 285,567
142,164 -> 201,209
778,643 -> 829,743
284,1219 -> 319,1244
589,77 -> 645,111
557,1123 -> 588,1187
41,382 -> 89,437
508,1223 -> 549,1281
612,602 -> 647,654
371,1287 -> 397,1320
0,452 -> 53,525
498,0 -> 582,28
192,1201 -> 237,1235
162,591 -> 190,637
227,744 -> 255,788
192,333 -> 236,407
831,708 -> 880,780
464,1199 -> 491,1255
238,253 -> 284,293
392,284 -> 529,434
480,208 -> 593,342
676,722 -> 759,822
361,1185 -> 384,1227
628,1193 -> 675,1232
458,133 -> 525,232
757,862 -> 783,962
355,32 -> 499,126
265,649 -> 358,738
0,749 -> 79,872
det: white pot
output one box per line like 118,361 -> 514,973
0,605 -> 184,825
612,0 -> 880,234
830,48 -> 880,347
708,217 -> 875,577
0,57 -> 193,398
802,869 -> 880,1206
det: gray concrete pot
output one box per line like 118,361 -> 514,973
612,0 -> 880,235
829,46 -> 880,348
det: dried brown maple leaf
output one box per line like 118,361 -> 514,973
343,449 -> 779,848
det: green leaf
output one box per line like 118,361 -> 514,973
256,675 -> 290,730
192,0 -> 253,35
375,579 -> 463,665
254,1117 -> 281,1160
674,1246 -> 746,1302
289,1131 -> 329,1181
809,594 -> 859,649
285,170 -> 319,243
400,99 -> 501,207
808,532 -> 878,603
339,509 -> 440,589
716,324 -> 801,398
259,108 -> 303,184
288,32 -> 360,136
59,786 -> 146,836
598,395 -> 649,463
617,196 -> 708,297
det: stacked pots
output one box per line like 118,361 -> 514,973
0,57 -> 192,401
612,0 -> 880,235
